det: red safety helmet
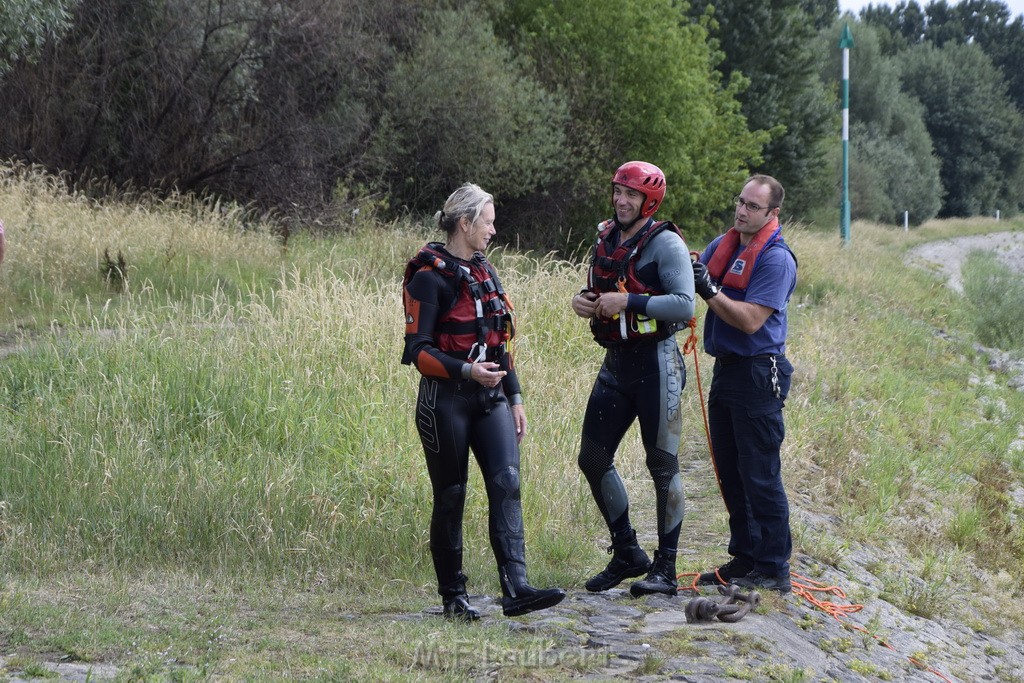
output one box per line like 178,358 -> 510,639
611,161 -> 666,219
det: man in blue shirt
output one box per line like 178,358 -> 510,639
691,174 -> 797,593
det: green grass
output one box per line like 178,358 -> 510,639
2,165 -> 1024,678
962,249 -> 1024,351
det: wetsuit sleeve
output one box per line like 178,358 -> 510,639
498,352 -> 523,403
402,268 -> 470,380
627,230 -> 696,322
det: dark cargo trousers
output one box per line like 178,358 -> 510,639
707,354 -> 793,576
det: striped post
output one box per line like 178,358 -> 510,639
840,24 -> 854,246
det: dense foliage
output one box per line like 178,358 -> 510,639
497,0 -> 764,249
0,0 -> 1023,249
901,42 -> 1024,217
686,0 -> 838,218
816,21 -> 943,225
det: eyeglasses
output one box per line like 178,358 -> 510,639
734,196 -> 774,213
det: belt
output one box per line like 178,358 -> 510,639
442,347 -> 505,363
716,353 -> 777,366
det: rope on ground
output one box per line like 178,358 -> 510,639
672,572 -> 953,682
790,573 -> 953,682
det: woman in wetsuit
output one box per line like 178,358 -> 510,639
402,183 -> 565,621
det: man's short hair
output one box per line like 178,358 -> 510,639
745,174 -> 784,209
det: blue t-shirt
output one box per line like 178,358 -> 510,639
700,234 -> 797,357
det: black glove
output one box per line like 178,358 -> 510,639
692,261 -> 720,300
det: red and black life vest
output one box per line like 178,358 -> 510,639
587,219 -> 684,344
403,243 -> 514,362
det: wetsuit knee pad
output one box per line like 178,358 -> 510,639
438,483 -> 466,513
491,465 -> 524,537
491,466 -> 521,498
578,436 -> 613,479
646,446 -> 680,484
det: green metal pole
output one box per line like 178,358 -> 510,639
840,24 -> 854,246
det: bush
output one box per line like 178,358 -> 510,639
369,6 -> 569,213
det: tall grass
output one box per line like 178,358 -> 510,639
961,249 -> 1024,351
0,163 -> 283,329
2,165 -> 1024,620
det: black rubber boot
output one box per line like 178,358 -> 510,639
442,593 -> 481,621
439,571 -> 480,621
585,528 -> 651,592
500,562 -> 566,617
629,549 -> 678,597
435,545 -> 480,622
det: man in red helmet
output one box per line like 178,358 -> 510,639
570,161 -> 696,597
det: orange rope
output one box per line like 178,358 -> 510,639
789,574 -> 953,682
673,571 -> 953,682
681,316 -> 716,478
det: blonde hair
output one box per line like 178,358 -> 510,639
435,183 -> 494,235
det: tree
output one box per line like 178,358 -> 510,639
900,42 -> 1024,216
687,0 -> 839,218
0,0 -> 407,214
816,20 -> 942,225
0,0 -> 75,76
860,0 -> 1024,111
803,0 -> 842,29
860,0 -> 927,53
368,7 -> 569,215
947,1 -> 1024,113
500,0 -> 763,248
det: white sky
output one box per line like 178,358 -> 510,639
839,0 -> 1024,19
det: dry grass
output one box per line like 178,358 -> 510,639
1,164 -> 1024,677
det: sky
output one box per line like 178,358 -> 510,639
839,0 -> 1024,19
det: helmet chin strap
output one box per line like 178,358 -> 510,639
614,214 -> 651,234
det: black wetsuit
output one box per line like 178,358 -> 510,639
579,218 -> 696,556
402,245 -> 526,599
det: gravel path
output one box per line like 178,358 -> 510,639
907,229 -> 1024,391
904,230 -> 1024,292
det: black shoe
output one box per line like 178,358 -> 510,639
730,570 -> 792,594
500,562 -> 566,617
585,529 -> 651,592
442,594 -> 481,621
696,557 -> 753,586
629,549 -> 678,597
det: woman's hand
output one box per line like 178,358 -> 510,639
470,361 -> 506,388
511,404 -> 527,444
